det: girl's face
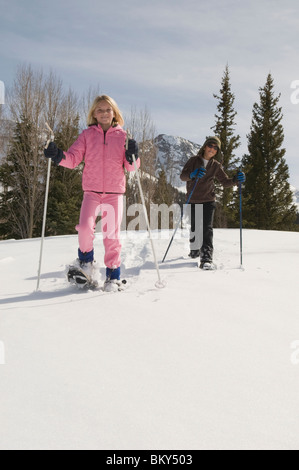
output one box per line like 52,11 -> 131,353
93,101 -> 115,130
203,143 -> 218,160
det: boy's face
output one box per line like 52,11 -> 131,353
203,142 -> 218,160
94,101 -> 115,130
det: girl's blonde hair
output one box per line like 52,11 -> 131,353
87,95 -> 124,127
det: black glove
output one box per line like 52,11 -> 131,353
125,139 -> 139,165
44,142 -> 64,166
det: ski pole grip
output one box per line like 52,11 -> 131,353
126,129 -> 132,151
45,122 -> 55,150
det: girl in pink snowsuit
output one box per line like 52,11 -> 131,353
44,95 -> 139,285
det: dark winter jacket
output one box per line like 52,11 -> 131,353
180,155 -> 235,203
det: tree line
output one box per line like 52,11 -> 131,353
212,66 -> 297,231
0,63 -> 297,240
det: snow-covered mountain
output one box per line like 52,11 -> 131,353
293,188 -> 299,211
290,185 -> 299,212
154,134 -> 201,190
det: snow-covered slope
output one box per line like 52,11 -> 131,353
0,229 -> 299,450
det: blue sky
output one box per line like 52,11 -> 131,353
1,0 -> 299,187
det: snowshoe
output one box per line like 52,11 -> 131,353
67,261 -> 99,289
103,279 -> 127,293
103,267 -> 127,292
199,261 -> 217,271
103,268 -> 127,292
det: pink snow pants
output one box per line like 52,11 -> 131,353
76,192 -> 123,269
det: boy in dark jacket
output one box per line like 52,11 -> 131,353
180,136 -> 245,270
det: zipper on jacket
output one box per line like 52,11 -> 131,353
102,130 -> 106,193
102,127 -> 112,192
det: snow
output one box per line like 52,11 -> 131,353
0,229 -> 299,450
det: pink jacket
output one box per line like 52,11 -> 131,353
59,125 -> 140,193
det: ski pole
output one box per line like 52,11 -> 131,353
239,179 -> 243,268
36,122 -> 54,291
126,130 -> 166,289
162,173 -> 201,263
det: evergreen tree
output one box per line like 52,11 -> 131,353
46,114 -> 83,236
153,168 -> 173,207
153,168 -> 180,229
242,74 -> 297,230
212,65 -> 241,227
